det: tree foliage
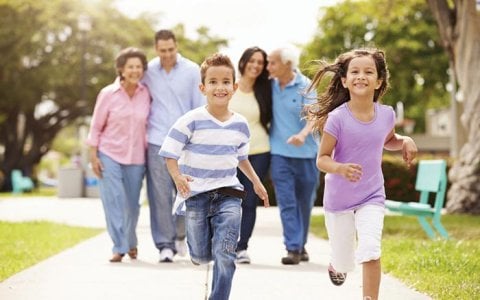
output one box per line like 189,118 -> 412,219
301,0 -> 449,132
0,0 -> 227,190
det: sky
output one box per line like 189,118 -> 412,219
114,0 -> 340,63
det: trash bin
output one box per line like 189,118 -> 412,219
84,168 -> 100,198
58,167 -> 83,198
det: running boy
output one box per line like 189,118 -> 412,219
159,53 -> 269,300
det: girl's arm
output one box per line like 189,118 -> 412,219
384,129 -> 418,167
317,132 -> 362,182
238,160 -> 269,207
165,158 -> 193,198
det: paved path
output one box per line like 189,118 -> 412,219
0,197 -> 431,299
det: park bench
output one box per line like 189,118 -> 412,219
385,159 -> 449,239
11,169 -> 34,194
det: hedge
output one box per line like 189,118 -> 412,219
263,154 -> 451,207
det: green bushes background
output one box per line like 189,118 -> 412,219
264,154 -> 451,207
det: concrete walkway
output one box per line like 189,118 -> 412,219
0,197 -> 431,300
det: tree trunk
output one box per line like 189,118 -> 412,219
428,0 -> 480,214
0,107 -> 79,191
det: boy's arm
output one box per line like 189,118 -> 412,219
238,160 -> 269,207
165,157 -> 193,198
384,129 -> 418,167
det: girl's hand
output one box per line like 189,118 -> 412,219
253,182 -> 270,208
173,174 -> 193,198
337,163 -> 362,182
402,137 -> 418,167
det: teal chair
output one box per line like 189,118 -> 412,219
385,160 -> 449,239
11,169 -> 34,194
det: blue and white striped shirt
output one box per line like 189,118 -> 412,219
159,106 -> 250,214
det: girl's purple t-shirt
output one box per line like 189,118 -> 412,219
323,102 -> 395,212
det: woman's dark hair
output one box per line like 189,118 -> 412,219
115,47 -> 148,80
238,46 -> 272,132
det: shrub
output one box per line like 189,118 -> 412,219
262,154 -> 451,207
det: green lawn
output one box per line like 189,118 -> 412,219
0,186 -> 57,198
0,221 -> 103,282
310,214 -> 480,300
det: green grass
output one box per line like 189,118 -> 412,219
0,221 -> 103,282
0,186 -> 57,198
310,214 -> 480,299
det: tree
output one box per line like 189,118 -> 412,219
301,0 -> 449,132
0,0 -> 152,190
427,0 -> 480,214
0,0 -> 228,191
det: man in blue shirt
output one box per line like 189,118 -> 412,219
142,29 -> 205,262
267,47 -> 319,265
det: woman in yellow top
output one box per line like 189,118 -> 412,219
229,46 -> 272,264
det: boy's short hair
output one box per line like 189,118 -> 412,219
200,53 -> 236,84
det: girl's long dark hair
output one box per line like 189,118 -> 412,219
238,47 -> 272,132
306,48 -> 389,132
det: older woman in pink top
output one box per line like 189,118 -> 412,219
86,47 -> 150,263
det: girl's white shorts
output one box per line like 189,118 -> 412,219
324,204 -> 385,273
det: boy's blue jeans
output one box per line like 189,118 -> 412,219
185,191 -> 241,300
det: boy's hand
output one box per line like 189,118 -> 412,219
173,174 -> 194,198
337,163 -> 362,182
254,182 -> 270,207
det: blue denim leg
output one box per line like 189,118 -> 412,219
98,152 -> 128,254
185,192 -> 241,300
293,158 -> 318,248
271,155 -> 318,251
237,152 -> 270,251
146,143 -> 179,252
122,164 -> 145,250
175,214 -> 186,240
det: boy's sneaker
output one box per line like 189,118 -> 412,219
236,250 -> 251,264
328,264 -> 347,286
159,248 -> 174,263
175,239 -> 187,257
281,251 -> 301,265
300,248 -> 309,262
